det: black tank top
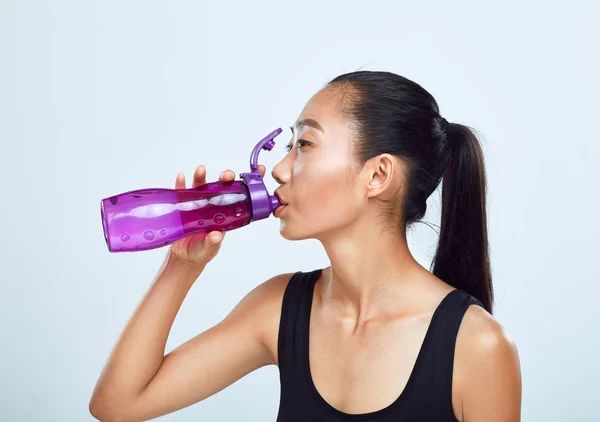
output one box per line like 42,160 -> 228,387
276,269 -> 484,421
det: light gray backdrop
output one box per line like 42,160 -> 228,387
1,0 -> 598,420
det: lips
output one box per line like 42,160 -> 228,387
274,204 -> 287,217
274,190 -> 288,206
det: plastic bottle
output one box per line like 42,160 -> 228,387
100,128 -> 283,252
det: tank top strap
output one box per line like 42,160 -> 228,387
277,269 -> 321,374
410,288 -> 484,408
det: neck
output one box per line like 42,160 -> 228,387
318,218 -> 429,324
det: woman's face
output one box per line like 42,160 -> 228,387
271,88 -> 368,241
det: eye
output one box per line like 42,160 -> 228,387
285,139 -> 310,152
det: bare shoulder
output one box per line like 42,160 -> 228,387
453,304 -> 522,421
225,271 -> 296,366
457,305 -> 518,357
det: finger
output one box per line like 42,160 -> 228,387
219,169 -> 235,182
192,165 -> 207,188
175,172 -> 186,189
207,230 -> 225,244
258,165 -> 266,178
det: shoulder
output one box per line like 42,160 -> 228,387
456,302 -> 514,349
242,271 -> 296,300
227,271 -> 297,366
453,302 -> 522,420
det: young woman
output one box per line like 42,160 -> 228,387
90,71 -> 522,421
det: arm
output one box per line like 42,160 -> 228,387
89,252 -> 292,421
454,306 -> 522,422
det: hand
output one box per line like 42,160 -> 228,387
168,164 -> 267,266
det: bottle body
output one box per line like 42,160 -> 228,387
101,181 -> 252,252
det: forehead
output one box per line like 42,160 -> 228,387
295,88 -> 357,158
296,88 -> 345,128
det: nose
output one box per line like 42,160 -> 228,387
271,155 -> 291,185
271,169 -> 283,185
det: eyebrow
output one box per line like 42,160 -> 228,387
290,118 -> 324,135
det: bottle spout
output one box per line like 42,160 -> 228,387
270,194 -> 281,210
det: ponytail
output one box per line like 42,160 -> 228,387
431,123 -> 493,313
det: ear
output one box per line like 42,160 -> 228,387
365,154 -> 401,201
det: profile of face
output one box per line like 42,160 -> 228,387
272,87 -> 403,242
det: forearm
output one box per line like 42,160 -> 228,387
90,252 -> 204,409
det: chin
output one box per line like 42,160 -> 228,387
278,221 -> 314,241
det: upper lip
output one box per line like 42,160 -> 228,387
274,190 -> 288,205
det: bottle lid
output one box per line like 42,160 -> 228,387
239,128 -> 282,221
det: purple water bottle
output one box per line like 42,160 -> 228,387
100,128 -> 283,252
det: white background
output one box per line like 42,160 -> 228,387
1,1 -> 598,420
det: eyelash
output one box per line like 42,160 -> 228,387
285,139 -> 309,152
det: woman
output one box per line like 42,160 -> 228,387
89,71 -> 522,421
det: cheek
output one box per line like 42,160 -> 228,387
292,156 -> 361,223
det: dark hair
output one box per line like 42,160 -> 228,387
328,71 -> 493,313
